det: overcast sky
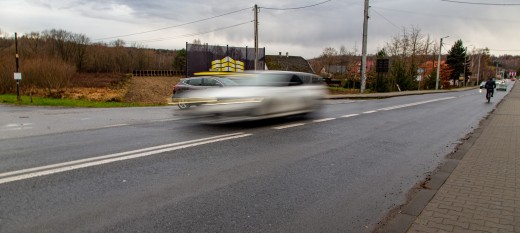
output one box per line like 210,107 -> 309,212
1,0 -> 519,59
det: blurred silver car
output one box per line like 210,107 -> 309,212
172,76 -> 238,109
178,71 -> 327,124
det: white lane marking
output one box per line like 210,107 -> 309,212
363,110 -> 377,114
152,119 -> 176,122
1,123 -> 34,131
0,127 -> 34,131
313,118 -> 336,123
273,123 -> 306,129
340,114 -> 359,118
0,132 -> 250,184
377,97 -> 456,111
102,124 -> 129,128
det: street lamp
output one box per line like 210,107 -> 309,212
435,36 -> 449,90
476,48 -> 482,85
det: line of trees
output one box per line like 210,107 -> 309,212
311,26 -> 519,92
0,28 -> 181,95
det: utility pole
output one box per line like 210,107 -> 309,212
463,46 -> 467,86
360,0 -> 369,93
435,36 -> 448,90
254,4 -> 259,70
495,61 -> 499,78
15,32 -> 20,102
476,51 -> 482,85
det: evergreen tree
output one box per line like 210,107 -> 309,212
173,49 -> 186,71
446,40 -> 471,85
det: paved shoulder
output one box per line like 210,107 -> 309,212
408,82 -> 520,232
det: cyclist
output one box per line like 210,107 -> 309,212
484,77 -> 496,98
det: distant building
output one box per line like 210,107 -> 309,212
326,65 -> 347,74
352,60 -> 375,74
419,60 -> 448,77
264,53 -> 314,73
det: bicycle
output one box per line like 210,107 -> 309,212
485,88 -> 492,103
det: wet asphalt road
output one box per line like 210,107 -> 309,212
0,88 -> 509,232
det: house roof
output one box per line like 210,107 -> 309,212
265,55 -> 314,73
419,60 -> 448,76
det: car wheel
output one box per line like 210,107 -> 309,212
178,103 -> 191,110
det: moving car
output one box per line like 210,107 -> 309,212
179,71 -> 327,124
479,81 -> 486,89
496,82 -> 507,91
172,76 -> 238,109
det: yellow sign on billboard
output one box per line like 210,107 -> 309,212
210,56 -> 245,72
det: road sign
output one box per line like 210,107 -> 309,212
14,73 -> 21,80
376,59 -> 389,73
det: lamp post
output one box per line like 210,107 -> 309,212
435,36 -> 449,90
476,49 -> 482,85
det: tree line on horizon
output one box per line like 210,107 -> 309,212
1,27 -> 519,96
0,28 -> 184,95
310,26 -> 520,92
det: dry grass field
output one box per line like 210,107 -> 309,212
57,73 -> 181,105
124,76 -> 181,104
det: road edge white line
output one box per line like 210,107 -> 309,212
0,132 -> 246,179
0,133 -> 252,185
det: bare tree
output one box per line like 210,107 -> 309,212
384,26 -> 433,91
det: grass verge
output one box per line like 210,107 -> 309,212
0,94 -> 158,108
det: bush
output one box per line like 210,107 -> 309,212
0,55 -> 16,94
22,57 -> 76,97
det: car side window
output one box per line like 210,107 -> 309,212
289,75 -> 304,86
187,78 -> 202,86
203,78 -> 220,86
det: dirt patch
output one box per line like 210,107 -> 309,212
124,76 -> 182,104
72,73 -> 129,88
24,73 -> 182,104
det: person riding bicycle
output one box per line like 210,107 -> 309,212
484,78 -> 496,97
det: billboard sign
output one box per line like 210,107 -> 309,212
186,43 -> 265,76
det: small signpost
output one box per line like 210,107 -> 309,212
417,68 -> 424,90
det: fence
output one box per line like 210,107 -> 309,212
132,70 -> 185,77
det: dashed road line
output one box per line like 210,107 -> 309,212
102,124 -> 129,128
1,123 -> 34,131
273,123 -> 306,129
313,118 -> 336,123
340,114 -> 359,118
152,119 -> 176,122
363,110 -> 377,114
377,97 -> 455,111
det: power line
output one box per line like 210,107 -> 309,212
371,8 -> 401,30
372,6 -> 520,23
440,0 -> 520,6
125,21 -> 253,44
261,0 -> 332,10
93,7 -> 251,41
489,49 -> 520,52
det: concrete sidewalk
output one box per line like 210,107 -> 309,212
382,82 -> 520,232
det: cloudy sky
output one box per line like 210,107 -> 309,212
1,0 -> 519,59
